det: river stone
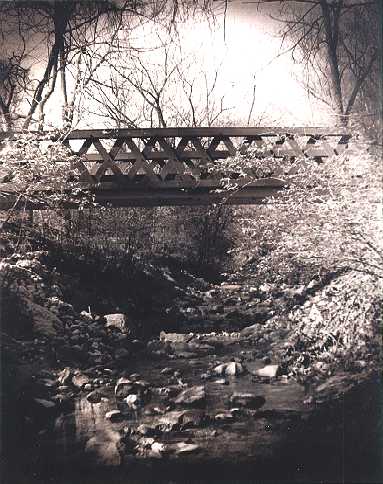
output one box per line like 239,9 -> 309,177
221,284 -> 242,291
214,378 -> 228,385
115,377 -> 134,398
104,313 -> 133,334
72,372 -> 90,389
150,442 -> 167,457
215,411 -> 235,422
156,410 -> 182,431
240,323 -> 259,337
57,367 -> 72,385
105,410 -> 123,422
229,393 -> 266,409
124,394 -> 141,408
174,385 -> 206,406
213,362 -> 245,376
171,442 -> 200,454
86,390 -> 105,404
160,367 -> 174,375
160,331 -> 194,343
213,364 -> 227,376
255,365 -> 280,378
225,362 -> 245,376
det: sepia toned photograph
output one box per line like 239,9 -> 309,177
0,1 -> 381,483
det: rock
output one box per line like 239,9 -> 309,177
84,383 -> 93,391
156,410 -> 186,431
255,365 -> 280,378
215,411 -> 235,422
115,378 -> 134,398
86,390 -> 105,404
213,363 -> 227,375
240,323 -> 259,337
57,367 -> 72,386
225,362 -> 245,376
124,394 -> 140,409
105,410 -> 123,422
160,331 -> 194,343
150,442 -> 167,457
104,313 -> 133,334
72,372 -> 90,389
221,284 -> 242,291
213,362 -> 245,376
259,283 -> 273,293
171,442 -> 200,454
80,311 -> 93,322
139,437 -> 155,448
214,378 -> 228,385
229,393 -> 266,409
174,385 -> 206,407
160,367 -> 174,375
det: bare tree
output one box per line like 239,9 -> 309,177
88,24 -> 233,128
0,0 -> 202,131
256,0 -> 380,127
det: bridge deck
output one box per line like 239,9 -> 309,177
0,127 -> 351,209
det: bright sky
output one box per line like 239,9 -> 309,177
40,1 -> 332,129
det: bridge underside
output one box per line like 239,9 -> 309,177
0,127 -> 350,209
0,179 -> 286,210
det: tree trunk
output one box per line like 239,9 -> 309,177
320,0 -> 347,125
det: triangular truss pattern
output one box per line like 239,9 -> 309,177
60,129 -> 350,188
0,127 -> 350,208
0,127 -> 351,209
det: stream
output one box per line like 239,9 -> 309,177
18,330 -> 380,484
2,272 -> 381,484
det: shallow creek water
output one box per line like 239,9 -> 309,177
20,334 -> 380,483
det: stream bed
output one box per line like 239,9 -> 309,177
14,332 -> 381,484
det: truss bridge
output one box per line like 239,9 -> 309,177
0,127 -> 351,209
